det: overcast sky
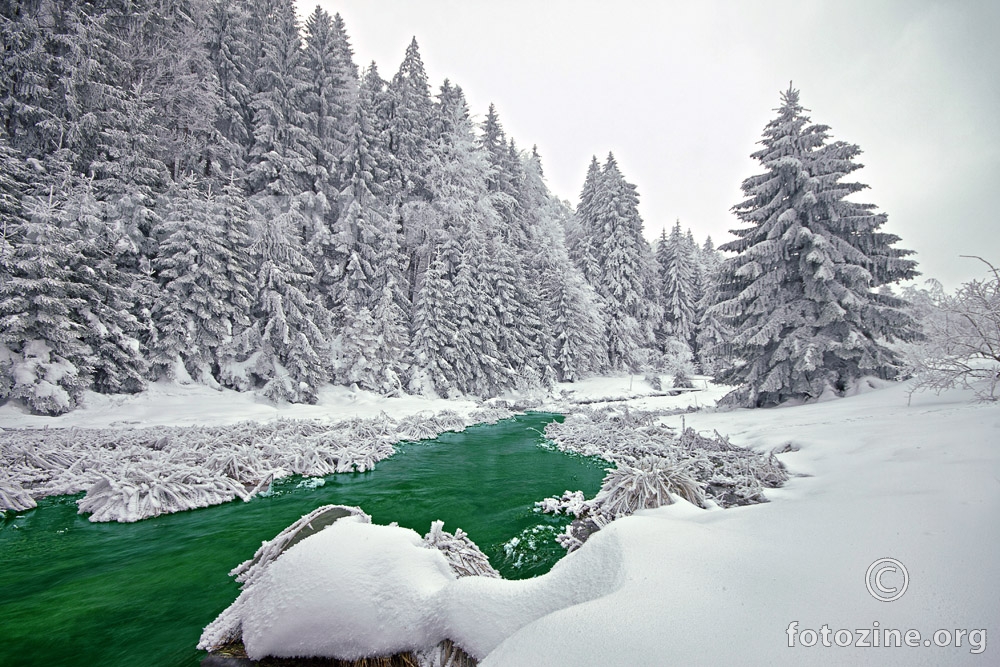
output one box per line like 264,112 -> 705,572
299,0 -> 999,289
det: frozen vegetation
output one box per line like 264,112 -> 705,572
0,408 -> 487,521
538,407 -> 787,550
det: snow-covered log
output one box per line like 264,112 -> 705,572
231,505 -> 372,589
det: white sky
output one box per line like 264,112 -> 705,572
298,0 -> 1000,289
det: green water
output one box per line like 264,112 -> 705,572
0,413 -> 607,667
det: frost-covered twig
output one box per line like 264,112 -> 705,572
423,520 -> 499,578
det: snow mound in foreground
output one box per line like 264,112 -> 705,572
207,517 -> 457,660
201,511 -> 626,662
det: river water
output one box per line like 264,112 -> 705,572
0,413 -> 607,666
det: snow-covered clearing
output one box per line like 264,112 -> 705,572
0,379 -> 481,430
183,376 -> 997,665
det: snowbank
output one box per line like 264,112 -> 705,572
0,379 -> 480,430
201,510 -> 626,662
483,382 -> 999,665
200,381 -> 998,665
235,518 -> 457,660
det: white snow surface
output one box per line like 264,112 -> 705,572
483,381 -> 999,665
237,518 -> 456,660
0,380 -> 480,430
204,378 -> 996,665
5,375 -> 997,663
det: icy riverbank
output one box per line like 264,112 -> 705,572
0,380 -> 522,522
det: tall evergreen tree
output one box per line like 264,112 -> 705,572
570,155 -> 603,284
246,0 -> 316,244
387,37 -> 432,200
243,215 -> 331,404
592,154 -> 654,369
527,153 -> 606,382
205,0 -> 255,168
328,75 -> 409,393
152,177 -> 254,385
0,180 -> 92,414
694,235 -> 729,374
301,6 -> 358,204
714,85 -> 919,406
657,219 -> 698,346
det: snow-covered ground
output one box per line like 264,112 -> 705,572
185,377 -> 997,665
4,377 -> 996,664
482,381 -> 998,665
0,380 -> 482,430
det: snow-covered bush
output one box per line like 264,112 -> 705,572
540,407 -> 787,550
0,474 -> 36,512
0,341 -> 87,416
908,257 -> 1000,401
592,455 -> 707,515
467,405 -> 515,425
77,467 -> 249,523
396,411 -> 446,441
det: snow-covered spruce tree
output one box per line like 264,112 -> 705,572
152,177 -> 255,386
388,39 -> 435,304
329,75 -> 409,394
408,250 -> 458,396
695,235 -> 730,374
714,85 -> 919,406
591,154 -> 656,369
656,220 -> 698,348
478,110 -> 546,384
0,180 -> 92,414
60,176 -> 149,395
569,156 -> 604,285
538,209 -> 607,382
0,1 -> 55,157
122,0 -> 222,180
300,5 -> 358,280
246,0 -> 317,245
407,82 -> 507,397
244,214 -> 331,404
213,174 -> 257,386
302,8 -> 358,187
205,0 -> 256,168
388,37 -> 433,202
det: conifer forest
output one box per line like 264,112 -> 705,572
0,1 -> 934,415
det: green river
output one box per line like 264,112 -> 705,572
0,413 -> 607,667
